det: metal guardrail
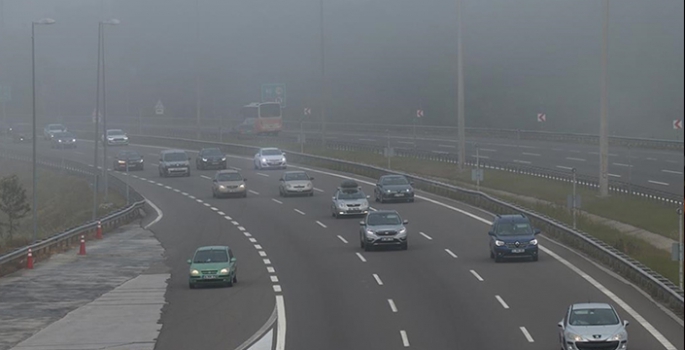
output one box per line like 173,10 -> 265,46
0,153 -> 146,277
116,133 -> 684,317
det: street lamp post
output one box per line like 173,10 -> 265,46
92,22 -> 102,220
456,0 -> 466,171
100,19 -> 119,203
31,18 -> 55,243
319,0 -> 327,148
598,0 -> 610,197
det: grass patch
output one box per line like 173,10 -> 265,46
0,159 -> 126,255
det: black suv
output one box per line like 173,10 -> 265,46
196,147 -> 227,170
488,214 -> 540,262
374,175 -> 415,203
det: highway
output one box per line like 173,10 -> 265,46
2,136 -> 683,349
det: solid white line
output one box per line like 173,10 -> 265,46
513,159 -> 531,164
270,275 -> 279,283
294,209 -> 306,215
556,165 -> 573,170
388,299 -> 398,313
613,163 -> 632,167
438,144 -> 456,148
662,169 -> 683,175
255,244 -> 263,250
373,274 -> 383,285
217,211 -> 225,215
249,238 -> 258,243
444,249 -> 458,258
316,221 -> 327,228
608,174 -> 621,178
263,259 -> 271,265
200,175 -> 212,180
522,152 -> 541,157
400,330 -> 410,347
356,253 -> 367,262
272,199 -> 283,204
648,180 -> 669,186
419,232 -> 433,240
566,157 -> 586,162
314,187 -> 325,192
495,295 -> 510,309
273,285 -> 282,293
275,295 -> 287,350
249,190 -> 260,195
267,266 -> 275,273
259,251 -> 267,257
337,235 -> 348,244
257,172 -> 269,177
480,148 -> 497,152
143,199 -> 163,229
470,270 -> 484,281
520,327 -> 534,342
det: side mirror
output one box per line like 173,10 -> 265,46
359,221 -> 365,226
230,257 -> 237,263
332,196 -> 336,200
403,220 -> 409,225
488,231 -> 496,236
557,321 -> 564,329
623,320 -> 629,327
282,152 -> 286,156
186,259 -> 192,265
533,229 -> 541,235
366,195 -> 370,199
410,181 -> 415,186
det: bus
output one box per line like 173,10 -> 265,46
236,102 -> 283,136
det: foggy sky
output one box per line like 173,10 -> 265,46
0,0 -> 683,138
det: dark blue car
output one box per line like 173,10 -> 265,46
488,214 -> 540,262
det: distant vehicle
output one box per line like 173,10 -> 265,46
103,129 -> 129,146
12,132 -> 27,143
50,131 -> 77,149
253,148 -> 286,170
212,169 -> 247,198
331,180 -> 370,218
196,147 -> 227,170
558,303 -> 629,350
158,149 -> 191,177
278,171 -> 314,197
487,214 -> 540,262
232,118 -> 257,135
359,210 -> 409,251
187,246 -> 238,289
374,175 -> 415,203
238,102 -> 282,136
43,124 -> 67,140
113,149 -> 144,171
9,125 -> 30,143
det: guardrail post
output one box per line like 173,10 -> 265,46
78,235 -> 86,255
27,249 -> 34,269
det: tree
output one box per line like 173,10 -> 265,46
0,175 -> 31,240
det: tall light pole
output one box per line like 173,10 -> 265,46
456,0 -> 466,171
598,0 -> 610,197
195,0 -> 201,140
319,0 -> 327,147
92,22 -> 102,220
100,19 -> 119,202
31,18 -> 56,242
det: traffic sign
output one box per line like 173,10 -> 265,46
155,100 -> 164,115
261,83 -> 286,108
471,169 -> 484,182
416,109 -> 424,118
673,119 -> 683,130
304,108 -> 311,116
537,113 -> 546,122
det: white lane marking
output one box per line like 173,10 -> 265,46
217,211 -> 225,215
230,166 -> 242,171
143,199 -> 163,229
231,221 -> 239,225
139,177 -> 147,181
267,266 -> 275,273
148,180 -> 155,184
359,138 -> 377,142
259,251 -> 267,257
419,232 -> 433,240
662,169 -> 683,175
244,232 -> 252,237
238,227 -> 246,231
254,245 -> 263,250
196,199 -> 203,203
539,246 -> 677,349
164,185 -> 172,190
566,157 -> 586,162
613,163 -> 632,167
272,199 -> 283,204
188,195 -> 196,199
400,330 -> 410,347
388,299 -> 398,313
648,180 -> 669,186
373,274 -> 384,286
608,174 -> 621,178
210,207 -> 219,211
275,295 -> 287,350
369,207 -> 377,211
173,189 -> 180,193
270,276 -> 279,283
522,152 -> 541,157
470,270 -> 484,281
556,165 -> 573,170
647,157 -> 658,161
480,148 -> 497,152
200,175 -> 212,180
181,192 -> 188,196
249,190 -> 260,195
337,235 -> 348,244
224,215 -> 232,220
438,144 -> 456,148
356,253 -> 367,263
397,141 -> 414,145
249,238 -> 258,243
203,203 -> 211,207
519,145 -> 536,149
263,259 -> 271,265
314,187 -> 325,192
495,295 -> 510,309
316,221 -> 327,228
157,183 -> 164,187
294,209 -> 306,215
273,285 -> 282,293
444,249 -> 458,258
257,172 -> 269,177
520,327 -> 534,342
513,159 -> 531,164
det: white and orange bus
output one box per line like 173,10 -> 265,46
236,102 -> 283,136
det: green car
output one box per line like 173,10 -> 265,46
187,246 -> 238,289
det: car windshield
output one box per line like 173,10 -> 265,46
163,152 -> 187,161
55,132 -> 74,138
193,249 -> 228,263
382,176 -> 409,185
119,150 -> 140,158
569,308 -> 619,326
495,222 -> 533,236
108,130 -> 124,135
261,149 -> 282,156
217,173 -> 242,181
202,148 -> 223,156
338,190 -> 365,200
367,213 -> 402,226
285,172 -> 309,181
49,125 -> 64,131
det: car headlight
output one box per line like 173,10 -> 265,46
337,202 -> 346,208
281,157 -> 286,162
138,159 -> 144,162
123,136 -> 128,140
202,158 -> 208,162
566,332 -> 584,342
287,184 -> 292,188
529,239 -> 538,245
260,157 -> 267,163
365,230 -> 375,237
305,182 -> 312,187
239,184 -> 245,188
118,160 -> 126,164
71,139 -> 76,142
386,189 -> 391,193
190,269 -> 199,276
58,139 -> 63,142
219,185 -> 226,189
609,330 -> 627,341
399,228 -> 407,235
219,268 -> 229,275
221,157 -> 226,161
406,188 -> 412,192
495,240 -> 505,247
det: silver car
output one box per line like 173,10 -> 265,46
558,303 -> 629,350
359,210 -> 408,251
254,148 -> 286,170
212,170 -> 247,198
331,181 -> 370,218
279,171 -> 314,197
103,129 -> 129,146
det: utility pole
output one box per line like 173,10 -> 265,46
92,22 -> 102,220
195,0 -> 201,140
319,0 -> 327,148
456,0 -> 466,171
598,0 -> 610,197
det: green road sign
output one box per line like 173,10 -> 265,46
261,83 -> 286,108
0,84 -> 11,103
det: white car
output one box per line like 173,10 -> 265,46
103,129 -> 129,146
253,148 -> 286,170
558,303 -> 629,350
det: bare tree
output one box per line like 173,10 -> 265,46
0,175 -> 31,240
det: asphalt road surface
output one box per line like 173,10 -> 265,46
2,136 -> 683,350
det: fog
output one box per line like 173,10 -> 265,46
0,0 -> 682,138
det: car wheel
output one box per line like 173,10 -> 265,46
408,198 -> 414,203
186,171 -> 191,177
140,165 -> 144,171
225,279 -> 233,287
309,192 -> 314,197
374,192 -> 379,202
243,192 -> 247,198
360,237 -> 365,249
489,250 -> 494,259
379,195 -> 385,203
401,241 -> 408,250
495,255 -> 502,263
232,273 -> 237,284
532,255 -> 539,262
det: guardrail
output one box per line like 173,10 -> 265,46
0,153 -> 146,278
114,133 -> 684,317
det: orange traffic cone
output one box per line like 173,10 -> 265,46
96,221 -> 103,239
78,235 -> 86,255
27,248 -> 34,269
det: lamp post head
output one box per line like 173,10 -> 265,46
101,19 -> 120,25
34,18 -> 56,25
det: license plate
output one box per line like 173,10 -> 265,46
511,249 -> 525,253
381,237 -> 394,241
394,193 -> 404,197
202,275 -> 216,279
